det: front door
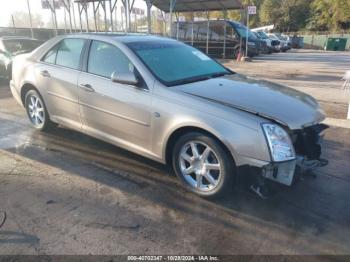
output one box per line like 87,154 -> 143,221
78,40 -> 152,152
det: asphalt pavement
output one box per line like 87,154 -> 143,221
1,50 -> 350,255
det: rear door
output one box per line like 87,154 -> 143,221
37,38 -> 86,130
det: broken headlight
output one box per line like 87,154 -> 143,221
262,123 -> 295,162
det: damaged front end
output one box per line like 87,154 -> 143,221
262,123 -> 329,186
292,123 -> 329,170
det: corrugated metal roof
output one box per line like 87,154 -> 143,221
150,0 -> 242,12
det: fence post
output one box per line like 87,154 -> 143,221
191,15 -> 194,46
71,0 -> 77,31
206,11 -> 210,55
145,0 -> 152,34
223,9 -> 227,59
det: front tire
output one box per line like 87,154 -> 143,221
24,89 -> 55,131
172,132 -> 234,199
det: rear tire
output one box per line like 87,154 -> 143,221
172,132 -> 235,199
24,89 -> 56,132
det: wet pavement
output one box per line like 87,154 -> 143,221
0,58 -> 350,255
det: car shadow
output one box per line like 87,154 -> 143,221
3,125 -> 350,244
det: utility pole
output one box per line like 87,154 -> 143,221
245,5 -> 256,58
26,0 -> 34,38
71,0 -> 77,31
125,0 -> 130,32
11,15 -> 16,33
93,1 -> 98,32
145,0 -> 153,34
169,0 -> 177,37
64,8 -> 67,33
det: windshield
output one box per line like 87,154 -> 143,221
3,39 -> 42,55
257,31 -> 269,39
127,41 -> 231,86
230,22 -> 257,39
253,32 -> 261,39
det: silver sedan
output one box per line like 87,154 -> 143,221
10,34 -> 328,198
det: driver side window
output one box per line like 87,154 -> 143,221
88,40 -> 134,79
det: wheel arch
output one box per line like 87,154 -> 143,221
20,82 -> 41,106
164,125 -> 237,168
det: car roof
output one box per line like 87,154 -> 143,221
30,33 -> 179,61
69,33 -> 175,43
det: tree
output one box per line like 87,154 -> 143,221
308,0 -> 350,31
260,0 -> 310,32
280,0 -> 311,32
176,0 -> 350,32
259,0 -> 282,27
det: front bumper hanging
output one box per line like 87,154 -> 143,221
262,123 -> 329,186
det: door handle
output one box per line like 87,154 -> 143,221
40,70 -> 50,78
79,83 -> 95,93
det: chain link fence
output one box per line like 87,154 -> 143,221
291,31 -> 350,50
0,27 -> 77,41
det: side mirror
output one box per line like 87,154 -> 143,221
111,71 -> 139,86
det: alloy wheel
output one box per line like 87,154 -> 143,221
26,94 -> 45,128
179,141 -> 222,192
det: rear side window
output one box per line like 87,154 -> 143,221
42,38 -> 85,70
55,39 -> 85,69
88,40 -> 134,78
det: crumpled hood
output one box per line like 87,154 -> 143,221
174,74 -> 325,130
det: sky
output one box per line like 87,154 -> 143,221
0,0 -> 148,28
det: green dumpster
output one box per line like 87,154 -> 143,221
325,38 -> 347,51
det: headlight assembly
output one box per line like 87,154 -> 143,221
262,123 -> 295,162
